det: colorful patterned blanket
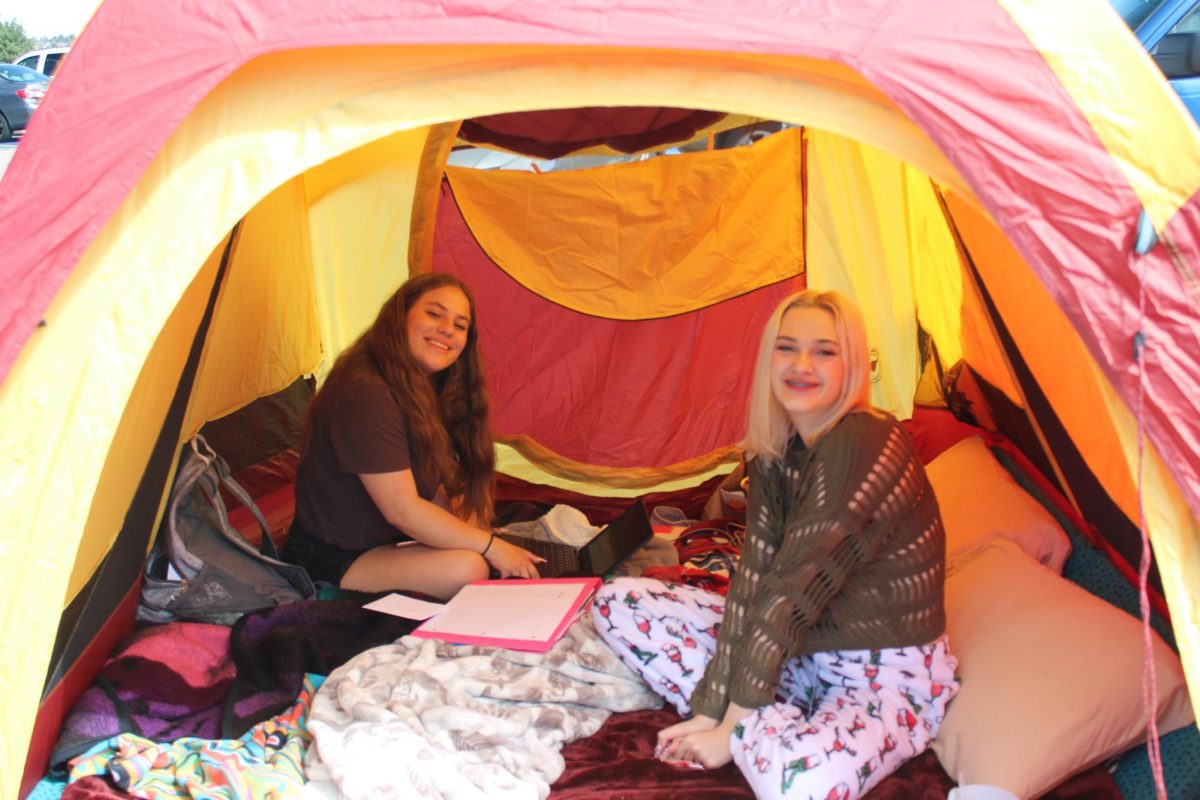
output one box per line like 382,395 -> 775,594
69,675 -> 323,799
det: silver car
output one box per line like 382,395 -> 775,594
0,64 -> 49,141
13,46 -> 70,78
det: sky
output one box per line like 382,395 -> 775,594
0,0 -> 100,39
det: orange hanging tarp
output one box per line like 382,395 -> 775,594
445,128 -> 804,320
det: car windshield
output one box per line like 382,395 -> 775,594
1171,4 -> 1200,32
1111,0 -> 1171,29
1112,0 -> 1200,30
0,65 -> 48,83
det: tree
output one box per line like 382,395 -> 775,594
34,34 -> 76,49
0,19 -> 34,63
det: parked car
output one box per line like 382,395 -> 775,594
13,47 -> 70,78
1113,0 -> 1200,122
0,64 -> 49,141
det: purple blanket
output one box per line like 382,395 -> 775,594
51,597 -> 416,774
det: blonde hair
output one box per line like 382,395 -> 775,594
743,289 -> 872,462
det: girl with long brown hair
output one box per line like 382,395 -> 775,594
282,272 -> 541,599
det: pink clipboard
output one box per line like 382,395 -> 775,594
411,577 -> 601,652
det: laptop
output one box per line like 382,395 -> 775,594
497,500 -> 653,578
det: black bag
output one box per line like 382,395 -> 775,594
139,435 -> 316,625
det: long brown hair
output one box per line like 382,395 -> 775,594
303,273 -> 495,523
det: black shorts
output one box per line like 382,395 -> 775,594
280,524 -> 366,586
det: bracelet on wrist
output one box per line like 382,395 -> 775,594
480,533 -> 495,557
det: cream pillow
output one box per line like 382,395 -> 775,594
924,435 -> 1072,572
933,539 -> 1195,798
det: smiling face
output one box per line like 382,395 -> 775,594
405,284 -> 472,375
770,305 -> 846,442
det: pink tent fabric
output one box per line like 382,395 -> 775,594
0,0 -> 1197,519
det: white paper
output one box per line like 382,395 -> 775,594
363,593 -> 447,621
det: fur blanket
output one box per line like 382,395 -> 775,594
302,615 -> 661,800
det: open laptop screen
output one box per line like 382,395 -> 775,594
579,501 -> 652,574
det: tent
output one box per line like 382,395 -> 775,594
1,0 -> 1199,795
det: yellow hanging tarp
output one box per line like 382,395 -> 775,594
445,128 -> 805,319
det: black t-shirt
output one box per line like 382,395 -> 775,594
293,369 -> 439,551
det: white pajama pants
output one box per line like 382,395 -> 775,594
593,577 -> 959,800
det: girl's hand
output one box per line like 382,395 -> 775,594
484,536 -> 543,579
664,726 -> 734,769
657,705 -> 748,769
656,714 -> 719,765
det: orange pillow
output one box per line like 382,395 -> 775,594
925,435 -> 1072,572
933,539 -> 1195,798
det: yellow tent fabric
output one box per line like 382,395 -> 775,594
182,180 -> 324,439
1,54 -> 978,779
1,9 -> 1199,793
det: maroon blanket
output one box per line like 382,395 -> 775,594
554,707 -> 1121,799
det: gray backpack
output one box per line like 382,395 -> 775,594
139,435 -> 315,625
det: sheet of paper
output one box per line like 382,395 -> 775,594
416,581 -> 592,643
363,592 -> 447,620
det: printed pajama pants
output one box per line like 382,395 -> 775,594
593,577 -> 959,800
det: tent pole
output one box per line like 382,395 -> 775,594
409,122 -> 463,275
